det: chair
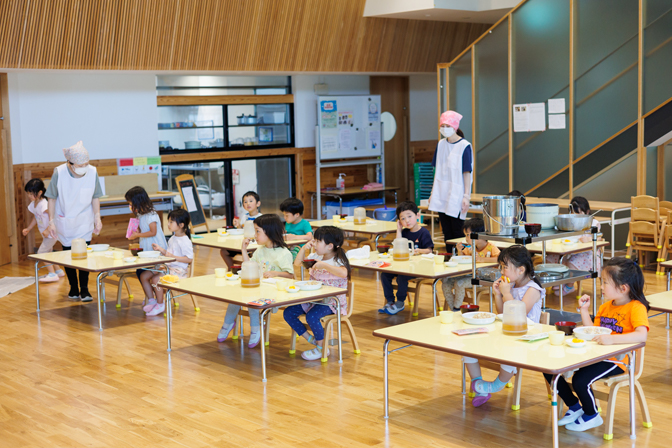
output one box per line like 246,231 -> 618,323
657,222 -> 672,276
288,281 -> 360,362
557,348 -> 651,441
466,312 -> 550,410
233,308 -> 272,346
388,277 -> 436,317
626,208 -> 663,270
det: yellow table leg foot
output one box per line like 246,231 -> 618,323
194,307 -> 200,312
289,349 -> 295,354
174,302 -> 180,307
603,434 -> 613,440
321,358 -> 328,363
643,422 -> 652,428
354,349 -> 361,354
412,312 -> 419,317
128,294 -> 134,300
511,405 -> 520,411
115,304 -> 121,309
438,307 -> 444,311
467,392 -> 476,398
506,382 -> 513,388
408,302 -> 414,307
232,335 -> 239,340
265,342 -> 269,346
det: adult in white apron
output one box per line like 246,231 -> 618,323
428,111 -> 473,244
45,141 -> 103,302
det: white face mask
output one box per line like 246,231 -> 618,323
440,127 -> 455,138
72,165 -> 88,176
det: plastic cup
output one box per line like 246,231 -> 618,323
434,254 -> 445,265
215,268 -> 227,278
276,279 -> 288,291
113,251 -> 124,260
549,331 -> 565,346
439,310 -> 454,324
332,215 -> 340,223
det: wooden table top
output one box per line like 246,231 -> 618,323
660,260 -> 672,269
159,274 -> 347,309
28,248 -> 175,273
373,316 -> 644,374
99,191 -> 177,205
445,237 -> 609,256
349,255 -> 496,279
191,233 -> 308,252
308,186 -> 399,196
310,219 -> 398,235
646,290 -> 672,313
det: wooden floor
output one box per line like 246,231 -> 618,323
1,248 -> 672,447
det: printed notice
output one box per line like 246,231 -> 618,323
548,98 -> 566,114
320,101 -> 337,128
513,104 -> 529,132
549,114 -> 566,130
513,102 -> 546,132
369,130 -> 381,151
338,128 -> 352,151
321,135 -> 338,153
338,111 -> 353,126
182,186 -> 198,212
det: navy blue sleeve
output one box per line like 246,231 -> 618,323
431,142 -> 438,167
462,144 -> 473,173
418,228 -> 434,250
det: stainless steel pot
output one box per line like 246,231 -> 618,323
482,195 -> 524,235
555,210 -> 601,231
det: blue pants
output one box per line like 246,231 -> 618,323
381,273 -> 411,304
283,304 -> 333,341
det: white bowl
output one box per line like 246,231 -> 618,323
138,251 -> 161,258
565,339 -> 587,348
89,244 -> 109,252
573,326 -> 611,341
495,314 -> 503,321
345,216 -> 354,222
227,229 -> 244,236
461,311 -> 496,325
285,286 -> 300,293
225,274 -> 239,281
451,256 -> 472,264
379,253 -> 389,259
295,281 -> 323,291
123,257 -> 137,263
444,261 -> 458,268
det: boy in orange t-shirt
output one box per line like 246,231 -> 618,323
544,258 -> 649,433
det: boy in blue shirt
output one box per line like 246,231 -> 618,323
280,198 -> 313,258
379,201 -> 434,315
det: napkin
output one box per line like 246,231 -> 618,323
262,278 -> 278,285
346,245 -> 370,260
421,253 -> 434,260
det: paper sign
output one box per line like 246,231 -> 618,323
369,130 -> 381,150
182,186 -> 198,212
133,157 -> 148,166
548,98 -> 566,114
338,128 -> 352,151
320,101 -> 337,129
549,114 -> 566,130
338,111 -> 353,126
321,135 -> 338,153
119,158 -> 134,167
513,103 -> 546,132
147,156 -> 161,165
368,102 -> 379,122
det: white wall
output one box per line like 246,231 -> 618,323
409,74 -> 438,141
8,72 -> 157,164
292,75 -> 370,147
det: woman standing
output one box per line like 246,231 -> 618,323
428,110 -> 473,244
45,141 -> 103,302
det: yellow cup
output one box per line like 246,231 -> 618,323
332,215 -> 340,223
439,310 -> 454,324
276,279 -> 288,291
215,268 -> 227,278
549,331 -> 566,346
434,254 -> 445,265
113,251 -> 124,260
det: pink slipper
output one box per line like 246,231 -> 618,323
471,380 -> 491,407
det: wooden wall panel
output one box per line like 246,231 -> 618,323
0,0 -> 489,72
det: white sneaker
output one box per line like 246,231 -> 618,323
558,408 -> 584,426
565,413 -> 603,432
146,302 -> 165,316
56,269 -> 65,278
143,299 -> 158,312
301,346 -> 329,360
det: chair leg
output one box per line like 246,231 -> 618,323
412,293 -> 420,317
289,329 -> 297,354
264,313 -> 271,346
190,294 -> 200,312
345,319 -> 360,354
115,275 -> 125,309
321,321 -> 332,363
545,380 -> 553,400
635,381 -> 652,428
123,277 -> 134,300
511,369 -> 523,410
602,383 -> 622,440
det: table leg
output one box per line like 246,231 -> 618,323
260,309 -> 269,382
375,234 -> 381,246
667,272 -> 670,329
338,197 -> 343,216
337,307 -> 343,364
96,272 -> 105,331
611,209 -> 616,259
542,241 -> 546,262
383,339 -> 390,419
593,232 -> 598,316
472,244 -> 477,307
629,350 -> 636,439
489,287 -> 493,313
166,291 -> 172,352
559,286 -> 563,311
432,280 -> 439,317
551,374 -> 561,448
34,261 -> 40,312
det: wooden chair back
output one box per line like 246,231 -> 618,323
629,221 -> 659,248
631,195 -> 659,210
631,207 -> 659,223
602,348 -> 645,386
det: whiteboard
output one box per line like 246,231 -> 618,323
316,95 -> 382,161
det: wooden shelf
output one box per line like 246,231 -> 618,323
157,95 -> 294,106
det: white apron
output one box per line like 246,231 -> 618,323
428,138 -> 472,219
54,163 -> 96,246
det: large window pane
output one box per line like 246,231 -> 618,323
439,67 -> 447,116
644,1 -> 672,114
449,52 -> 472,143
512,0 -> 569,195
475,23 -> 508,194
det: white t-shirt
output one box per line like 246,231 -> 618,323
240,211 -> 262,227
167,235 -> 193,271
28,199 -> 50,234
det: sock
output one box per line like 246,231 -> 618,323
474,377 -> 508,394
582,412 -> 598,421
568,402 -> 582,413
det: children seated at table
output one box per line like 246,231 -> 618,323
379,201 -> 434,315
23,178 -> 65,282
280,197 -> 313,258
221,191 -> 263,267
141,209 -> 194,316
217,214 -> 294,348
440,217 -> 500,312
546,196 -> 601,296
287,226 -> 350,360
546,258 -> 648,432
467,245 -> 544,407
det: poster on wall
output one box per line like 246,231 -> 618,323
369,130 -> 381,150
118,156 -> 162,190
321,135 -> 338,153
338,111 -> 353,126
320,101 -> 337,128
368,102 -> 379,123
338,128 -> 352,152
513,102 -> 546,132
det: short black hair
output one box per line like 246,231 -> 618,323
396,201 -> 419,217
25,178 -> 46,198
463,217 -> 485,233
168,208 -> 191,238
242,191 -> 261,203
280,198 -> 304,215
570,196 -> 591,214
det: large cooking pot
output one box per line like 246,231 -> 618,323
526,203 -> 559,230
555,210 -> 600,231
482,195 -> 523,235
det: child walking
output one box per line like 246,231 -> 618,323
221,191 -> 263,267
379,201 -> 433,315
441,218 -> 500,311
546,257 -> 648,432
23,179 -> 64,282
217,214 -> 294,348
141,209 -> 194,316
287,226 -> 350,360
467,245 -> 544,407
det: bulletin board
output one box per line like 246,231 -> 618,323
118,156 -> 162,191
175,174 -> 210,232
317,95 -> 382,161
